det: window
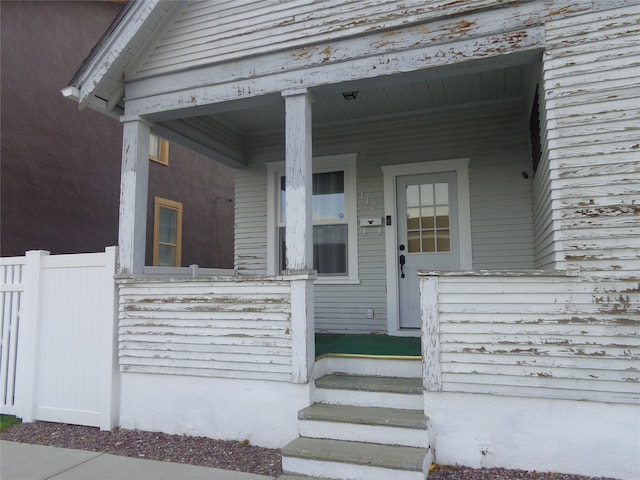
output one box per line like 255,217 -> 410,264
267,154 -> 358,282
405,182 -> 451,253
149,134 -> 169,165
153,197 -> 182,266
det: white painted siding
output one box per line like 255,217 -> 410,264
236,98 -> 535,332
131,0 -> 526,79
118,277 -> 293,382
541,5 -> 640,275
421,272 -> 640,404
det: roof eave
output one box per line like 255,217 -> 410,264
63,0 -> 165,112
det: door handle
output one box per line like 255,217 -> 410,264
399,254 -> 405,278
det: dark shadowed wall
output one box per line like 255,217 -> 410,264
1,1 -> 234,268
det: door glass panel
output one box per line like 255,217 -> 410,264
420,184 -> 434,206
406,185 -> 419,207
407,207 -> 420,229
435,206 -> 449,227
437,230 -> 450,251
405,181 -> 451,253
407,231 -> 421,253
421,206 -> 435,228
421,231 -> 435,252
435,183 -> 448,205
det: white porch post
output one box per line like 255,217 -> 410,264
282,89 -> 315,383
118,118 -> 150,275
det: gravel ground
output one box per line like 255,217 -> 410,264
1,421 -> 619,480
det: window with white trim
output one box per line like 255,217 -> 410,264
267,154 -> 358,283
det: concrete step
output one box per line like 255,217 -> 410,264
314,374 -> 423,409
281,437 -> 430,480
298,403 -> 429,447
314,355 -> 422,379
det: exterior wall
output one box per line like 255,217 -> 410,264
118,277 -> 294,382
0,1 -> 234,269
425,392 -> 639,480
129,0 -> 561,81
119,372 -> 310,448
145,143 -> 235,268
539,4 -> 640,275
0,1 -> 124,257
420,270 -> 639,480
236,99 -> 535,332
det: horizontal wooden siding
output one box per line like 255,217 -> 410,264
423,273 -> 639,404
541,5 -> 640,275
118,278 -> 293,382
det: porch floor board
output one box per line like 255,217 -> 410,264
315,333 -> 421,357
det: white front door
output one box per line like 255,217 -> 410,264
396,172 -> 460,328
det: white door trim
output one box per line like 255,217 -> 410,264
382,158 -> 472,336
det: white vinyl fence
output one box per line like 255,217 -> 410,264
0,248 -> 118,429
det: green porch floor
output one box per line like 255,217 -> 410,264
315,333 -> 421,358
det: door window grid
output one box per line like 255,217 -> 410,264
406,182 -> 451,253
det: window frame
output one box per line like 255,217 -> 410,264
149,134 -> 169,165
267,153 -> 359,284
152,196 -> 183,267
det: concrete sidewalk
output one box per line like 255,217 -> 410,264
0,441 -> 275,480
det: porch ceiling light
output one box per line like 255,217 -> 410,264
342,91 -> 358,100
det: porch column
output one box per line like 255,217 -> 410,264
282,89 -> 315,383
282,89 -> 313,271
118,118 -> 150,275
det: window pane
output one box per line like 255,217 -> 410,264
435,206 -> 449,228
434,183 -> 448,205
422,231 -> 436,252
420,184 -> 434,206
421,206 -> 435,229
407,231 -> 421,253
406,185 -> 419,207
157,245 -> 175,266
280,176 -> 286,223
280,171 -> 346,224
279,225 -> 348,274
159,207 -> 177,243
314,224 -> 347,274
313,171 -> 345,222
436,230 -> 451,252
149,134 -> 160,158
407,207 -> 420,229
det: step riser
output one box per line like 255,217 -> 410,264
313,388 -> 423,410
315,356 -> 422,379
299,420 -> 430,448
282,457 -> 426,480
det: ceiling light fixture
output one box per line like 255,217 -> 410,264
342,91 -> 358,100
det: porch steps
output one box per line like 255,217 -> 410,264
280,437 -> 428,480
313,373 -> 423,410
279,358 -> 431,480
299,403 -> 429,447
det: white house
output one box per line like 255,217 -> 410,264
2,2 -> 638,480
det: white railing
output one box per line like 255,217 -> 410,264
420,270 -> 640,404
117,272 -> 314,383
0,249 -> 119,429
0,257 -> 25,415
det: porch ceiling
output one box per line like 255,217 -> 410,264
157,61 -> 540,143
